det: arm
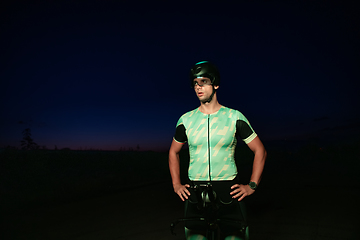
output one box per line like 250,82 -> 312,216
169,139 -> 190,201
247,136 -> 267,186
231,136 -> 267,201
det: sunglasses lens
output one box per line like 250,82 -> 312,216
194,79 -> 211,86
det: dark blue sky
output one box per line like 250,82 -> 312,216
1,1 -> 359,151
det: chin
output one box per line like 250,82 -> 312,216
200,98 -> 210,103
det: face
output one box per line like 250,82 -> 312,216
193,77 -> 219,102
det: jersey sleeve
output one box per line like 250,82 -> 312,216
173,116 -> 187,143
235,112 -> 257,144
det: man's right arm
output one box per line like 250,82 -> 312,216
169,139 -> 190,201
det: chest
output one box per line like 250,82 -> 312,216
185,114 -> 236,146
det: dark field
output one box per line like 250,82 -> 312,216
0,149 -> 170,212
1,140 -> 360,239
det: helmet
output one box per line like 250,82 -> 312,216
189,61 -> 220,88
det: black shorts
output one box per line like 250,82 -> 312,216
184,176 -> 248,234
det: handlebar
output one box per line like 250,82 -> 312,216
171,183 -> 247,236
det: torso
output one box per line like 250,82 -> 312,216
174,106 -> 257,181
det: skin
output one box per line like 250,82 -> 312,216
168,77 -> 267,202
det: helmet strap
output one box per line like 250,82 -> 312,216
202,85 -> 216,104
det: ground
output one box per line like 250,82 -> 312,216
2,183 -> 360,239
1,147 -> 360,239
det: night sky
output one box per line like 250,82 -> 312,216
1,1 -> 359,151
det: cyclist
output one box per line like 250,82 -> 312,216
169,61 -> 267,240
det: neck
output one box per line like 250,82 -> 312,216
199,94 -> 221,114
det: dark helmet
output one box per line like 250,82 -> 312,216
189,61 -> 220,88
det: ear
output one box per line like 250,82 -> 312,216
214,85 -> 219,90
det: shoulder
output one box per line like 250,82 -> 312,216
221,106 -> 247,120
176,108 -> 200,126
179,108 -> 200,120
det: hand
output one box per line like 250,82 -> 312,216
230,184 -> 255,201
173,183 -> 191,201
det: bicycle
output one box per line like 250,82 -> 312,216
170,183 -> 249,240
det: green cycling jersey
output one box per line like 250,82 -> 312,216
174,106 -> 257,181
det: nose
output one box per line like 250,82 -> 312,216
194,83 -> 202,90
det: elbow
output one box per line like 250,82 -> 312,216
263,149 -> 267,162
168,150 -> 179,162
254,147 -> 267,163
254,144 -> 266,159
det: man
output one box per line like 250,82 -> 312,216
169,61 -> 266,240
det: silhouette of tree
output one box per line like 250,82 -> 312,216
136,144 -> 140,151
20,128 -> 38,150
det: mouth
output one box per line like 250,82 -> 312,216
197,92 -> 204,97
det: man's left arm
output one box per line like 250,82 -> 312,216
230,136 -> 267,201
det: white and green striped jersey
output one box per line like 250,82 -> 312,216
174,106 -> 257,181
